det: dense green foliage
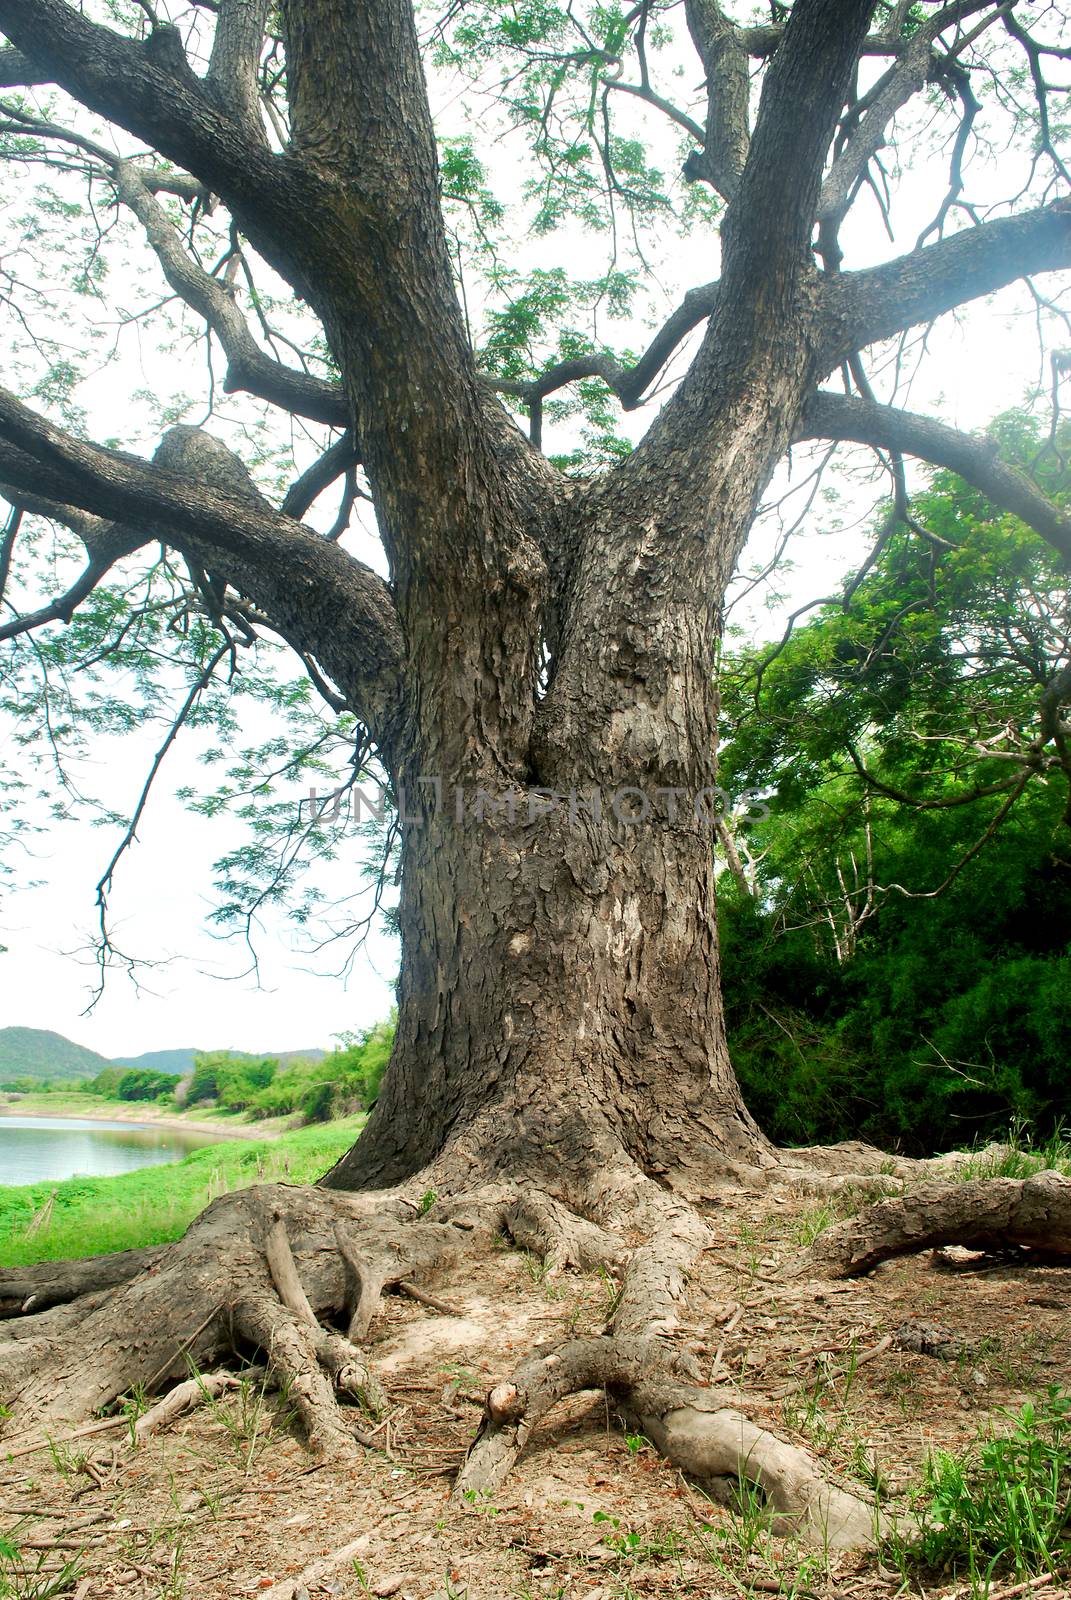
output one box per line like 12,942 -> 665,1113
719,427 -> 1071,1155
182,1018 -> 393,1122
87,1065 -> 181,1101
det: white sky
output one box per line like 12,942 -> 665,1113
0,24 -> 1066,1061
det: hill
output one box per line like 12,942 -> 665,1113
113,1047 -> 325,1073
0,1027 -> 116,1081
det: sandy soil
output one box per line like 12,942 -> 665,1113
1,1181 -> 1067,1599
0,1098 -> 282,1141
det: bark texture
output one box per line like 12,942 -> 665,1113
787,1172 -> 1071,1278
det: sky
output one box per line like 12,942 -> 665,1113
0,18 -> 1066,1061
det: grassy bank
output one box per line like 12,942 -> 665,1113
0,1114 -> 366,1267
0,1089 -> 285,1136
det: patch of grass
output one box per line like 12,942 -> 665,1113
0,1115 -> 366,1266
955,1121 -> 1071,1182
791,1184 -> 873,1247
888,1387 -> 1071,1594
0,1533 -> 83,1599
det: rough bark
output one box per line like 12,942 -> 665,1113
786,1171 -> 1071,1278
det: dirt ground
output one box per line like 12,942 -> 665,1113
1,1182 -> 1068,1600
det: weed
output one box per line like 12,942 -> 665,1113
792,1203 -> 838,1247
43,1438 -> 89,1483
460,1487 -> 500,1517
197,1363 -> 278,1473
595,1263 -> 623,1320
591,1512 -> 684,1573
889,1386 -> 1071,1593
956,1120 -> 1071,1182
0,1534 -> 84,1600
418,1188 -> 438,1215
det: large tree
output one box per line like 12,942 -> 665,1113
2,0 -> 1071,1538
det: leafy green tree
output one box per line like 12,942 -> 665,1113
718,428 -> 1071,1150
1,0 -> 1070,1511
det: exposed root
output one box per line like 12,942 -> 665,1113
0,1182 -> 466,1447
456,1335 -> 878,1548
454,1156 -> 879,1546
786,1170 -> 1071,1278
0,1140 -> 923,1545
0,1244 -> 165,1317
501,1190 -> 624,1271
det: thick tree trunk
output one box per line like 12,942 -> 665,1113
325,574 -> 771,1198
328,790 -> 768,1196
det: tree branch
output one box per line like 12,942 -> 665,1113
0,0 -> 278,210
206,0 -> 271,133
817,30 -> 934,268
682,0 -> 750,200
112,161 -> 348,427
0,43 -> 45,84
800,391 -> 1071,566
719,0 -> 876,292
824,200 -> 1071,363
0,397 -> 404,745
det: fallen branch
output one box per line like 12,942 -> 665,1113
132,1368 -> 261,1442
396,1280 -> 463,1316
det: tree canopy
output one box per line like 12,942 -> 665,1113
1,0 -> 1071,977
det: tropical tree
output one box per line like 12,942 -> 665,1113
2,0 -> 1071,1530
717,436 -> 1071,1150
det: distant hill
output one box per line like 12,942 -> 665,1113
0,1027 -> 115,1081
111,1048 -> 201,1074
114,1047 -> 325,1073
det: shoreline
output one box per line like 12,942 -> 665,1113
0,1100 -> 282,1142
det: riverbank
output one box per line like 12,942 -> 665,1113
0,1113 -> 366,1266
0,1091 -> 287,1141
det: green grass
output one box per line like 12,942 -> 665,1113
955,1122 -> 1071,1182
887,1388 -> 1071,1597
0,1115 -> 366,1266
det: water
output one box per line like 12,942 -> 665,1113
0,1115 -> 228,1186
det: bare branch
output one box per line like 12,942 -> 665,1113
112,161 -> 348,427
800,391 -> 1071,566
207,0 -> 271,133
718,0 -> 875,295
817,30 -> 933,268
0,44 -> 46,84
0,0 -> 278,210
825,201 -> 1071,364
683,0 -> 749,200
0,396 -> 404,744
280,432 -> 359,520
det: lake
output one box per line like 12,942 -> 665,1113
0,1116 -> 228,1186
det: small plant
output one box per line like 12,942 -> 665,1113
122,1381 -> 150,1444
956,1120 -> 1071,1182
0,1534 -> 84,1600
418,1188 -> 438,1215
351,1559 -> 374,1597
892,1387 -> 1071,1592
623,1431 -> 648,1459
590,1512 -> 684,1571
792,1202 -> 837,1247
460,1487 -> 500,1517
44,1436 -> 89,1483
